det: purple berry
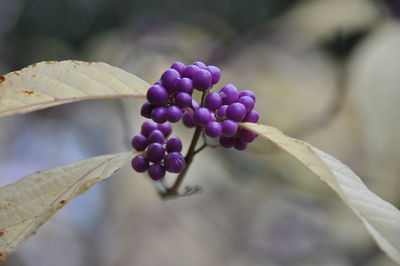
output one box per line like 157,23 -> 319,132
176,78 -> 193,93
171,62 -> 186,75
140,102 -> 153,118
157,122 -> 173,137
147,129 -> 165,144
131,155 -> 149,172
193,107 -> 211,125
182,65 -> 200,79
221,119 -> 238,137
151,107 -> 168,123
192,69 -> 212,91
166,137 -> 183,153
226,102 -> 246,122
205,121 -> 222,137
243,110 -> 259,123
141,121 -> 158,136
146,85 -> 168,106
154,80 -> 161,85
237,129 -> 258,143
175,92 -> 192,108
206,66 -> 221,84
219,136 -> 235,148
164,152 -> 185,173
146,143 -> 165,163
239,90 -> 256,102
239,96 -> 255,112
161,69 -> 180,91
233,139 -> 247,150
193,61 -> 206,69
166,105 -> 183,123
192,99 -> 200,110
216,105 -> 228,118
205,92 -> 222,110
219,84 -> 238,105
182,111 -> 197,127
148,163 -> 165,180
131,134 -> 147,151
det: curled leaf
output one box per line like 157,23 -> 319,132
241,122 -> 400,264
0,152 -> 133,262
0,60 -> 149,117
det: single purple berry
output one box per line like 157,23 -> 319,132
175,92 -> 192,108
192,99 -> 200,110
131,134 -> 147,151
147,129 -> 165,144
193,107 -> 211,125
226,102 -> 246,122
164,152 -> 185,173
182,65 -> 200,79
146,143 -> 165,163
146,85 -> 168,106
219,84 -> 238,105
148,163 -> 166,180
205,121 -> 222,137
233,139 -> 247,151
176,78 -> 193,93
243,110 -> 259,123
205,92 -> 222,110
193,61 -> 206,69
166,105 -> 183,123
192,69 -> 212,91
141,121 -> 158,136
157,122 -> 172,137
131,155 -> 149,172
151,106 -> 168,123
221,119 -> 238,137
161,69 -> 180,91
219,136 -> 235,148
237,129 -> 258,143
216,105 -> 228,118
239,90 -> 256,102
141,102 -> 153,118
182,111 -> 197,127
206,66 -> 221,84
239,96 -> 255,112
171,62 -> 186,75
166,137 -> 183,153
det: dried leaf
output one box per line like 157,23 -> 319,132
0,61 -> 149,117
0,152 -> 133,262
242,122 -> 400,264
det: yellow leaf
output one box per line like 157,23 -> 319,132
241,122 -> 400,264
0,61 -> 149,117
0,152 -> 133,262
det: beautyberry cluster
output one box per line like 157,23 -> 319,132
131,121 -> 185,180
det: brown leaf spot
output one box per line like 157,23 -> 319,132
12,72 -> 20,76
60,200 -> 66,204
0,76 -> 5,82
31,63 -> 37,68
0,231 -> 4,237
21,90 -> 35,95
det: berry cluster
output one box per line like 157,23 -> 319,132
131,121 -> 185,180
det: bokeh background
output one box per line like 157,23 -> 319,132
0,0 -> 399,265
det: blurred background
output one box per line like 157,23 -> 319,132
0,0 -> 399,265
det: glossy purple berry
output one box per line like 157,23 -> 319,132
161,69 -> 180,91
182,65 -> 200,79
175,92 -> 192,108
176,78 -> 193,93
226,102 -> 246,122
146,143 -> 165,163
148,163 -> 165,180
205,92 -> 222,110
131,155 -> 149,172
141,121 -> 158,136
146,85 -> 168,106
221,119 -> 238,137
239,96 -> 255,112
243,110 -> 259,123
147,130 -> 165,144
166,105 -> 182,123
239,90 -> 256,102
233,139 -> 247,151
182,111 -> 197,127
141,102 -> 153,118
237,129 -> 258,143
205,121 -> 222,137
219,136 -> 235,148
216,105 -> 228,118
193,107 -> 211,125
206,66 -> 221,84
164,152 -> 185,173
219,84 -> 238,105
157,122 -> 172,137
171,62 -> 186,75
131,134 -> 147,151
151,107 -> 168,123
192,69 -> 212,91
166,137 -> 183,153
193,61 -> 206,69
